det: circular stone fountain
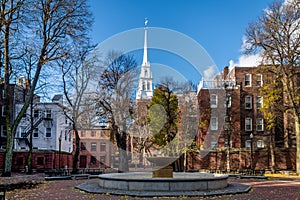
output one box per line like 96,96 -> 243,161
98,156 -> 228,193
98,172 -> 228,192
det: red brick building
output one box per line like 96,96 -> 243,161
191,66 -> 296,172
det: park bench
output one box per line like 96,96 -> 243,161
71,174 -> 90,180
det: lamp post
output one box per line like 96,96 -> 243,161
250,133 -> 253,174
58,133 -> 62,169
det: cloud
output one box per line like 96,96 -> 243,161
203,65 -> 217,80
228,54 -> 262,70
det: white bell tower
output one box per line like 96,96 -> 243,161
136,18 -> 153,99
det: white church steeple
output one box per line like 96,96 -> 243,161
136,18 -> 153,100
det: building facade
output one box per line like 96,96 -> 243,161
77,127 -> 117,169
192,66 -> 296,172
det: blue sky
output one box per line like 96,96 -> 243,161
88,0 -> 274,84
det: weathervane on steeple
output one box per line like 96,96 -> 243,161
144,17 -> 148,27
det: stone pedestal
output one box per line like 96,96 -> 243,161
152,165 -> 173,178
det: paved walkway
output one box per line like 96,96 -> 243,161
3,175 -> 300,199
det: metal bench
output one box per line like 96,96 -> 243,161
71,174 -> 90,180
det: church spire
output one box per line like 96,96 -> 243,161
142,18 -> 148,66
136,18 -> 153,100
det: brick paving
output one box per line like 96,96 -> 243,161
2,175 -> 300,200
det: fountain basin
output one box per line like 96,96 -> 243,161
98,172 -> 228,192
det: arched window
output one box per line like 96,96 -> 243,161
144,70 -> 148,77
147,82 -> 150,90
142,81 -> 146,90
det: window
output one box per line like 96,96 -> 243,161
224,140 -> 232,148
2,106 -> 7,117
147,81 -> 150,90
1,125 -> 6,137
224,95 -> 231,108
144,69 -> 148,77
245,140 -> 251,148
142,81 -> 146,90
257,140 -> 264,148
245,118 -> 252,131
210,94 -> 217,108
65,117 -> 68,124
46,128 -> 51,137
34,110 -> 39,118
90,156 -> 96,165
100,143 -> 106,152
46,110 -> 51,118
33,128 -> 39,137
256,96 -> 263,110
100,156 -> 106,164
245,96 -> 252,109
210,117 -> 218,130
244,74 -> 252,87
36,157 -> 44,165
211,141 -> 218,149
91,131 -> 96,137
256,118 -> 264,131
101,131 -> 106,138
91,142 -> 97,151
256,74 -> 263,87
223,116 -> 231,130
80,131 -> 86,137
81,142 -> 86,150
65,130 -> 68,140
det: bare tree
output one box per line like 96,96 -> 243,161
1,0 -> 92,176
244,0 -> 300,175
60,45 -> 98,173
96,51 -> 138,172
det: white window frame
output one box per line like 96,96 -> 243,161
46,110 -> 51,118
245,117 -> 252,131
2,106 -> 6,117
224,95 -> 231,108
81,131 -> 86,137
1,125 -> 7,137
210,117 -> 218,130
256,118 -> 264,131
244,74 -> 252,87
33,128 -> 39,138
46,128 -> 51,137
210,94 -> 218,108
245,96 -> 252,109
256,74 -> 263,87
245,140 -> 251,148
211,141 -> 218,149
91,142 -> 97,151
257,140 -> 264,148
256,96 -> 263,110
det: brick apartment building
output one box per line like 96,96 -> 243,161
191,66 -> 297,172
77,127 -> 117,169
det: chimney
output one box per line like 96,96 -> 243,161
223,66 -> 229,80
52,94 -> 63,104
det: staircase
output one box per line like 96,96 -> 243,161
21,113 -> 45,138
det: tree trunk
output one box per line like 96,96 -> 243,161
294,111 -> 300,176
117,130 -> 129,172
72,129 -> 80,174
270,130 -> 276,173
3,20 -> 12,177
